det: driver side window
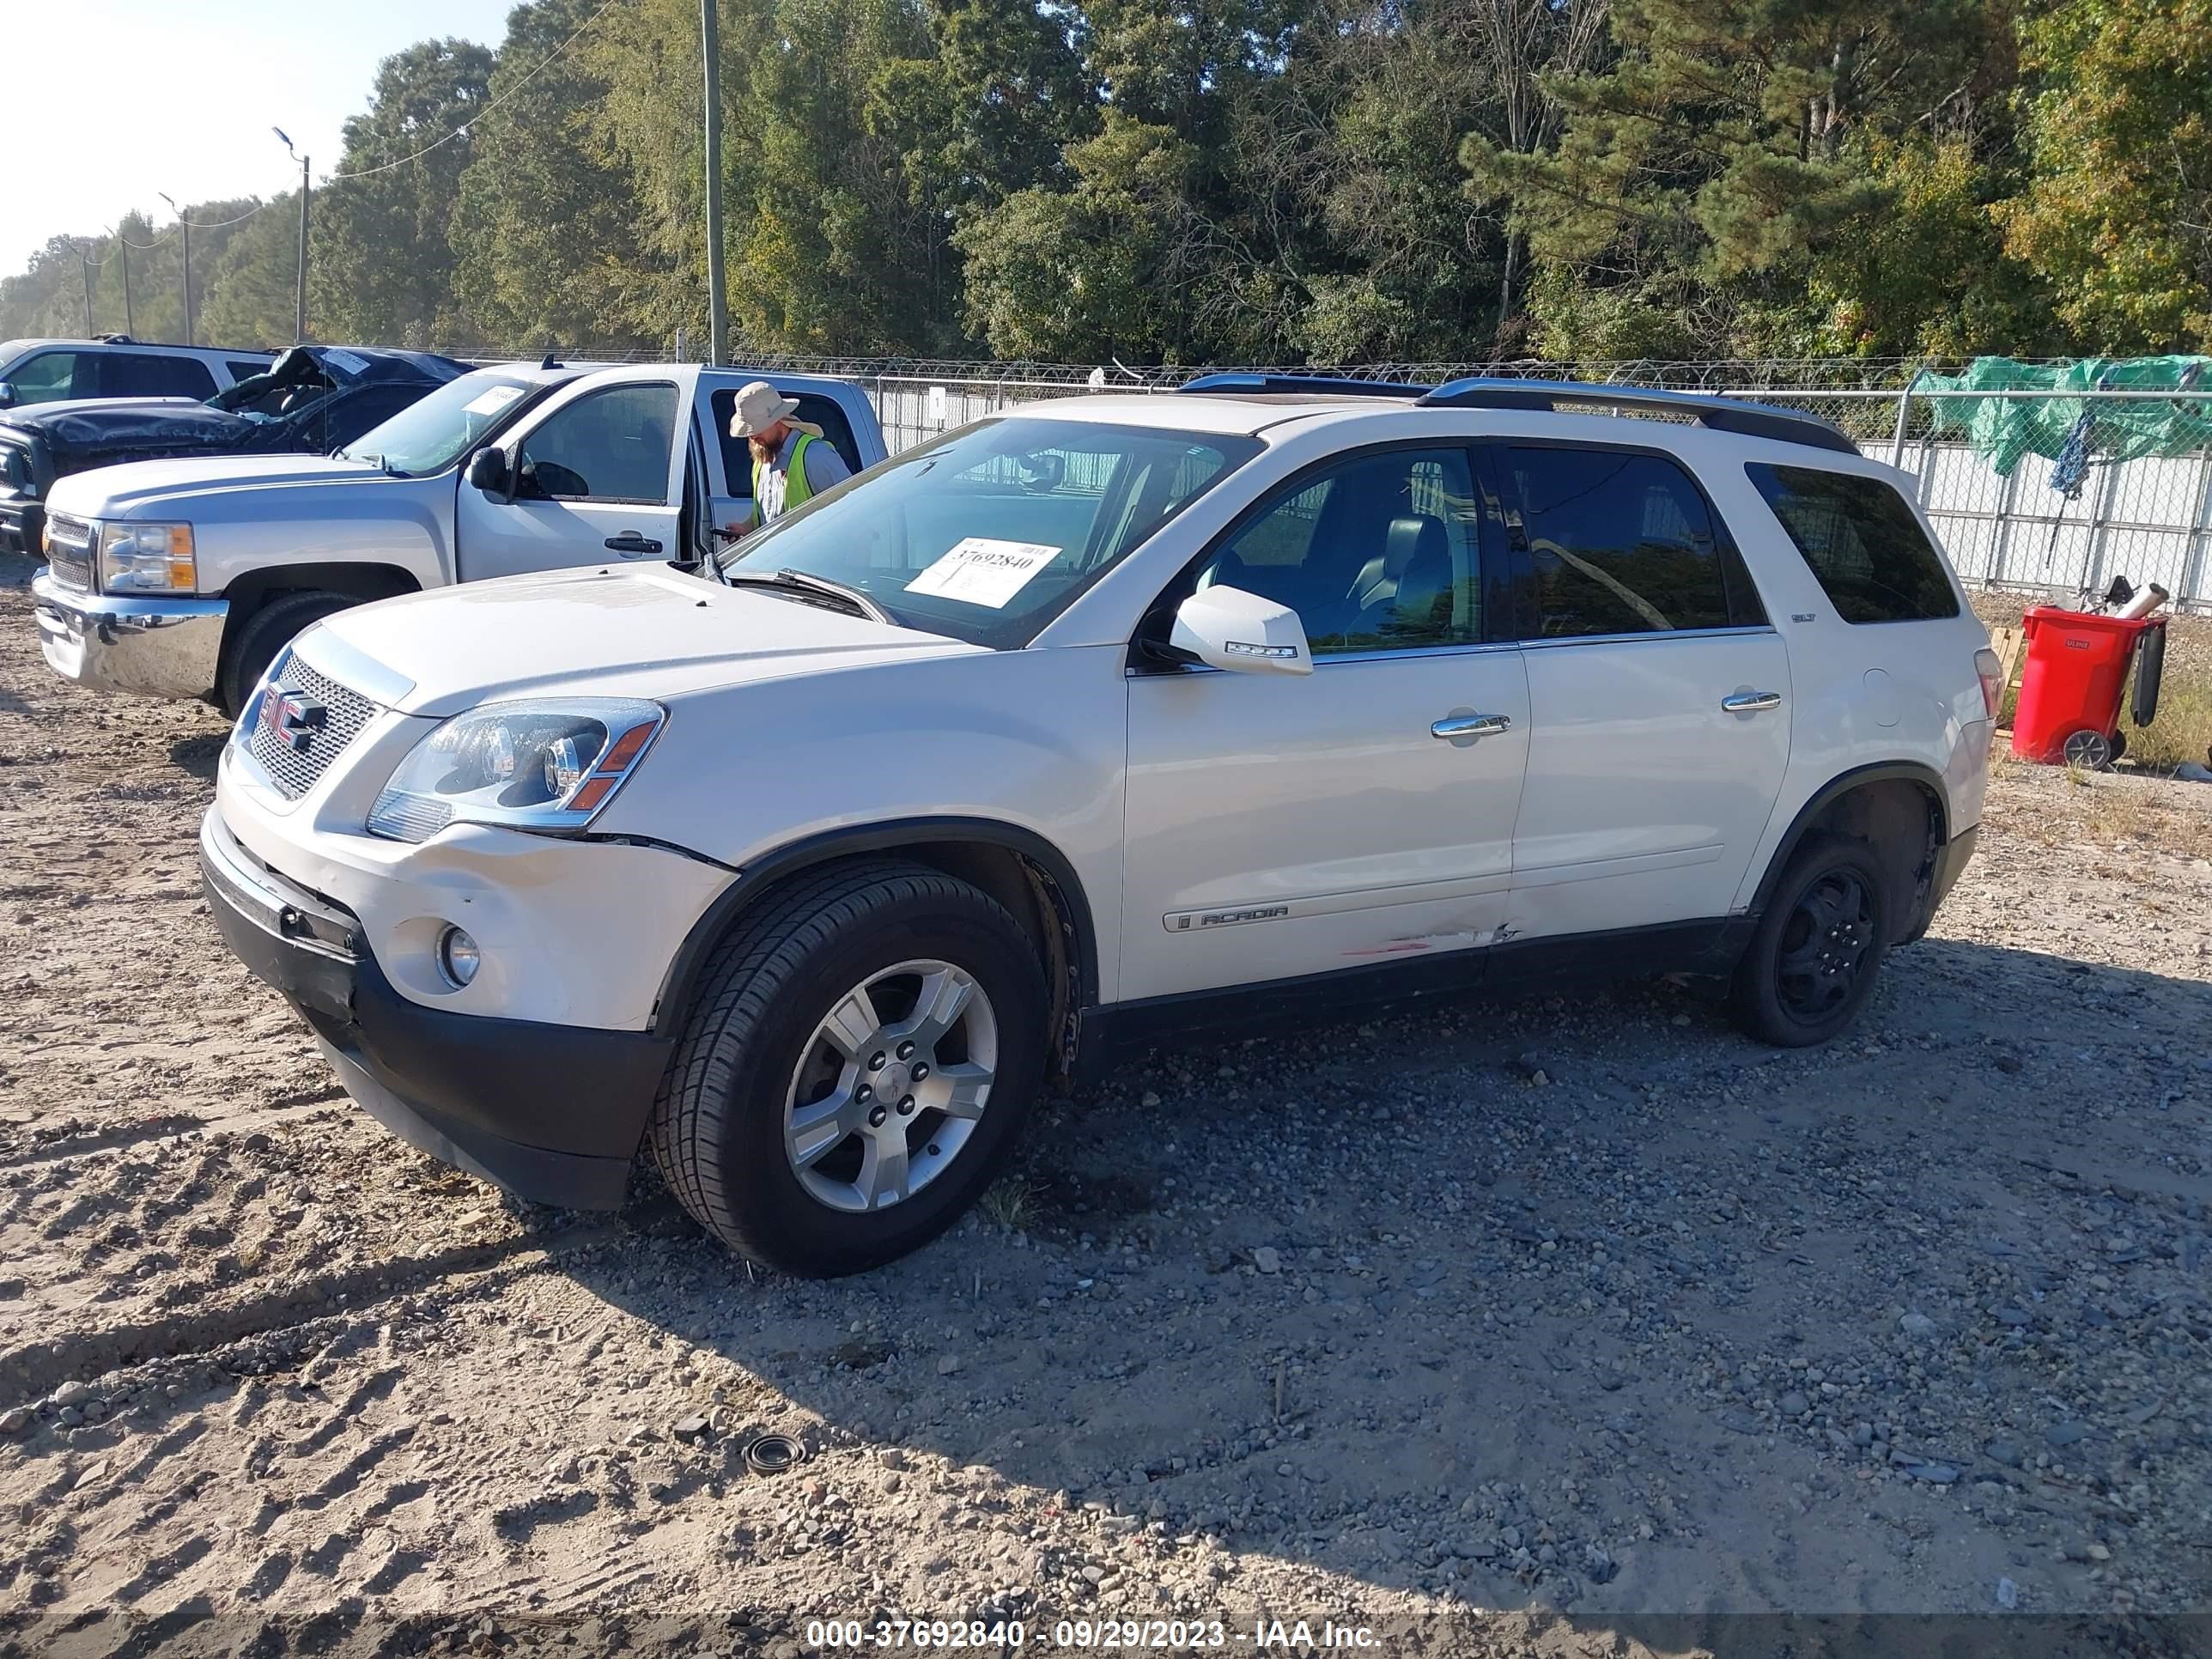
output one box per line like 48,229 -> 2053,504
516,384 -> 678,503
1192,447 -> 1485,655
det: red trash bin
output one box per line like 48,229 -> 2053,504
2010,606 -> 2159,766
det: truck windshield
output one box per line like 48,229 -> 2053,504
337,372 -> 539,477
718,417 -> 1261,649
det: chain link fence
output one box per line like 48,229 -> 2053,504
447,345 -> 2212,611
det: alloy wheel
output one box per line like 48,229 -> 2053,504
782,959 -> 999,1213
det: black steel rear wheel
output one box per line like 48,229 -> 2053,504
1731,833 -> 1889,1047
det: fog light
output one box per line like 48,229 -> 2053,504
437,925 -> 481,989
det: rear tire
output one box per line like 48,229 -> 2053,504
647,860 -> 1048,1276
1730,833 -> 1888,1048
218,591 -> 357,716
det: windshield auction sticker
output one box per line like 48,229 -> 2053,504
905,537 -> 1062,607
464,385 -> 526,418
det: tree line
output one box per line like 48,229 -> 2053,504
3,0 -> 2205,370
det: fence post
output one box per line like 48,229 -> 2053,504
2178,450 -> 2212,611
1888,369 -> 1926,470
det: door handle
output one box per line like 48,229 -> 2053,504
1431,713 -> 1511,740
1721,690 -> 1784,714
604,532 -> 663,557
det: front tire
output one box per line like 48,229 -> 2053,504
647,860 -> 1048,1276
218,591 -> 357,715
1730,833 -> 1888,1048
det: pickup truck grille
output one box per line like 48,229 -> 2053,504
44,514 -> 94,591
245,652 -> 380,801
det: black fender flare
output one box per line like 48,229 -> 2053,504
649,816 -> 1101,1041
1747,760 -> 1953,922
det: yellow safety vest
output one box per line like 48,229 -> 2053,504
750,431 -> 818,529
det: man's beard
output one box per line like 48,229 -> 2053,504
748,434 -> 778,465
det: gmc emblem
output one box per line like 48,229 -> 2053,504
262,686 -> 328,752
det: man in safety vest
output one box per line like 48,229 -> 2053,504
726,380 -> 852,534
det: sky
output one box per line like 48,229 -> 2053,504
0,0 -> 522,275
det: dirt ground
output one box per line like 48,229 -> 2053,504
4,550 -> 2211,1658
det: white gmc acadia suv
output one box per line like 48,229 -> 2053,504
198,375 -> 1998,1275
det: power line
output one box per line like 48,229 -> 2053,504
327,0 -> 623,181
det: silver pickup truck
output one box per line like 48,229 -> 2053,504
30,360 -> 886,712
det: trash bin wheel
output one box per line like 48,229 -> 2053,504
2061,727 -> 2113,769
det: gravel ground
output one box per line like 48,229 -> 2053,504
4,551 -> 2210,1657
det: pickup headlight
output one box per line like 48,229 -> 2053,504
99,521 -> 197,593
367,698 -> 665,843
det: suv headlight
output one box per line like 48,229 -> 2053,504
99,521 -> 197,593
367,698 -> 665,843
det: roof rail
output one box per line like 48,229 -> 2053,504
1176,373 -> 1431,399
1413,377 -> 1859,455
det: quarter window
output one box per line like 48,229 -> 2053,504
1747,464 -> 1960,623
1191,447 -> 1486,655
1500,446 -> 1747,637
516,384 -> 678,503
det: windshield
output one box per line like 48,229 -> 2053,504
337,371 -> 538,477
719,417 -> 1261,648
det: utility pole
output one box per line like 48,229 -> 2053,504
277,129 -> 308,343
80,246 -> 94,336
119,234 -> 133,337
701,0 -> 729,368
159,191 -> 193,346
295,155 -> 310,344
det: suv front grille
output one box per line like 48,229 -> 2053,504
45,513 -> 94,591
245,652 -> 380,800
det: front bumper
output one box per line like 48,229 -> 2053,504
0,496 -> 41,556
198,806 -> 672,1210
31,567 -> 228,699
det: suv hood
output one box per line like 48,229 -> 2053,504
45,451 -> 380,519
300,565 -> 985,718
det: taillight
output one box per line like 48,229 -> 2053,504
1974,647 -> 2002,720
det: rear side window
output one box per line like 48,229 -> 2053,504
228,359 -> 270,383
99,353 -> 216,399
1498,445 -> 1759,637
1747,464 -> 1959,623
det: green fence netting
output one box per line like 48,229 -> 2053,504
1921,356 -> 2212,479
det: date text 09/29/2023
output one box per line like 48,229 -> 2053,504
803,1621 -> 1381,1650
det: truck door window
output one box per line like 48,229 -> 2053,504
516,384 -> 678,504
5,351 -> 84,404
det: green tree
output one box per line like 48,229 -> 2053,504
453,0 -> 662,353
1996,0 -> 2212,351
1473,0 -> 2010,358
313,39 -> 495,347
956,112 -> 1200,359
198,194 -> 308,349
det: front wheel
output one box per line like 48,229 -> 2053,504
218,591 -> 358,716
1730,833 -> 1889,1048
647,860 -> 1048,1275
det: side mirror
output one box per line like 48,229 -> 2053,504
465,447 -> 510,499
1166,584 -> 1314,677
0,382 -> 15,410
